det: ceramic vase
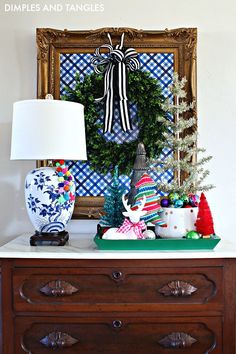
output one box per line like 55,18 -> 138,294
25,167 -> 75,233
156,207 -> 198,238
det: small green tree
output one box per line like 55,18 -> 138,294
152,73 -> 214,195
100,166 -> 125,227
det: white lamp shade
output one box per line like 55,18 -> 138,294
11,99 -> 87,160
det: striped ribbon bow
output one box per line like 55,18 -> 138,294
117,218 -> 146,239
91,33 -> 140,133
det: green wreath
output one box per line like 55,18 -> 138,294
63,70 -> 166,175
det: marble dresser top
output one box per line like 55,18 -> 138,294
0,234 -> 235,259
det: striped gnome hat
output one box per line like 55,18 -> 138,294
133,173 -> 165,225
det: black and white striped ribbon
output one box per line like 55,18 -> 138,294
91,33 -> 140,133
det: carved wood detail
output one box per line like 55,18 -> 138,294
158,280 -> 197,297
39,280 -> 79,297
87,27 -> 144,42
40,331 -> 78,348
165,27 -> 197,60
158,332 -> 197,348
36,28 -> 69,63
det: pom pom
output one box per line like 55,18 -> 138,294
70,193 -> 75,201
58,195 -> 65,204
64,193 -> 70,201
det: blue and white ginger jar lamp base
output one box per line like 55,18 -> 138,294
25,166 -> 75,244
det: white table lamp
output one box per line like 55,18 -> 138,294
11,98 -> 87,245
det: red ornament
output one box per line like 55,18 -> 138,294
195,193 -> 215,236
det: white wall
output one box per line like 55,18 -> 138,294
0,0 -> 235,243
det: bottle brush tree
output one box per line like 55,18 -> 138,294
99,166 -> 125,227
195,192 -> 215,236
152,72 -> 214,195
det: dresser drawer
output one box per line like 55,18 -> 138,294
15,316 -> 222,354
13,266 -> 223,312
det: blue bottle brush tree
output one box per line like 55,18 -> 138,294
100,166 -> 125,227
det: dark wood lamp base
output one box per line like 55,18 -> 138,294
30,231 -> 69,246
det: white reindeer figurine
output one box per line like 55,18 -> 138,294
102,195 -> 147,240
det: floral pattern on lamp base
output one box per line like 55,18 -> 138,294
25,167 -> 75,233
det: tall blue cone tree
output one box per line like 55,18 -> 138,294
100,166 -> 125,227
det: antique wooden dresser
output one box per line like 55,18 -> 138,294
0,234 -> 235,353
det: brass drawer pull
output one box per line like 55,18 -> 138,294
112,320 -> 123,328
40,331 -> 78,348
40,280 -> 79,297
112,271 -> 123,280
158,332 -> 197,348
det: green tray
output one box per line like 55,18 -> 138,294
94,233 -> 221,251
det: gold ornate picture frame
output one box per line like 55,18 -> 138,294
36,27 -> 197,219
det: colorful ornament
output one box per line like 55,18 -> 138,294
133,173 -> 165,226
195,193 -> 215,236
180,194 -> 189,205
174,199 -> 184,208
189,193 -> 199,207
185,230 -> 200,239
161,198 -> 170,208
168,192 -> 179,204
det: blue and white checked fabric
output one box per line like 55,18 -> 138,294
60,52 -> 174,197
